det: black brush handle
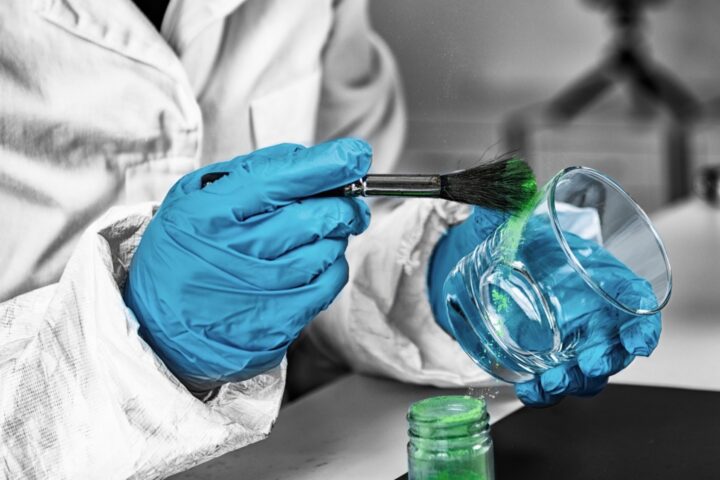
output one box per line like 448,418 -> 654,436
360,174 -> 441,197
201,172 -> 443,198
316,174 -> 441,198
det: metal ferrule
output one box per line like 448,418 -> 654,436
350,174 -> 442,197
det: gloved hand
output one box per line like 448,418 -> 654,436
429,208 -> 662,407
123,139 -> 372,393
511,228 -> 662,407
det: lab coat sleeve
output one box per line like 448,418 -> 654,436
315,0 -> 406,174
310,0 -> 492,386
306,199 -> 495,388
0,204 -> 285,480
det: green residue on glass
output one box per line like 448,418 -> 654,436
491,288 -> 510,313
408,396 -> 494,480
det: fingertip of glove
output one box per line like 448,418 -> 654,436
577,344 -> 613,377
335,137 -> 372,155
514,380 -> 538,404
326,197 -> 371,238
579,342 -> 634,377
351,197 -> 372,233
620,317 -> 661,356
614,275 -> 663,314
515,379 -> 561,407
254,142 -> 306,158
540,366 -> 571,395
331,138 -> 373,177
577,375 -> 608,397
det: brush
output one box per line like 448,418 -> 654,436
200,154 -> 536,212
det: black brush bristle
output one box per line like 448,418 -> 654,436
440,154 -> 537,211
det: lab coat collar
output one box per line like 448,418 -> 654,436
161,0 -> 248,56
33,0 -> 246,76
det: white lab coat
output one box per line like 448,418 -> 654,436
0,0 -> 490,478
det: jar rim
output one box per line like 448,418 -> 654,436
408,395 -> 487,428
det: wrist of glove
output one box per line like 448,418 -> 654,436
123,139 -> 372,393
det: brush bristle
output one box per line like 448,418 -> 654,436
440,154 -> 537,211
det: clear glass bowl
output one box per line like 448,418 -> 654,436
444,166 -> 672,383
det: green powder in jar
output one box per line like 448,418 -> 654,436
407,395 -> 494,480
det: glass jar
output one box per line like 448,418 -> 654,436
407,395 -> 494,480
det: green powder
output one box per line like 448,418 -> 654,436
494,157 -> 539,262
409,395 -> 487,426
488,172 -> 541,332
407,396 -> 494,480
491,289 -> 510,313
497,188 -> 543,264
502,156 -> 538,212
519,170 -> 538,202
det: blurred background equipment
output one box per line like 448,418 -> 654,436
694,164 -> 720,206
546,0 -> 699,122
370,0 -> 720,212
505,0 -> 700,205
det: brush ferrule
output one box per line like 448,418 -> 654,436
357,174 -> 442,197
337,180 -> 366,196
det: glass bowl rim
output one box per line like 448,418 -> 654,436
547,166 -> 672,315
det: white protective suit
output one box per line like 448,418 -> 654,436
0,0 -> 490,478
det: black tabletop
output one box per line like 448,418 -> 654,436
397,384 -> 720,479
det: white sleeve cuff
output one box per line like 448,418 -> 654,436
0,204 -> 285,479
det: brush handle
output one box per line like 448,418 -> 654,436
199,172 -> 442,198
200,172 -> 442,198
317,174 -> 442,198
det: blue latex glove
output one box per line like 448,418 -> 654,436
511,228 -> 662,407
429,209 -> 662,407
124,139 -> 372,393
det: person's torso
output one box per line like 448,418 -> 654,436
0,0 -> 334,300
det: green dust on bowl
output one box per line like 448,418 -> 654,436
497,187 -> 543,263
491,288 -> 510,313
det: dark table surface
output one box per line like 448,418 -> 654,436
398,384 -> 720,480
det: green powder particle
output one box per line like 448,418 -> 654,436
491,288 -> 510,313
